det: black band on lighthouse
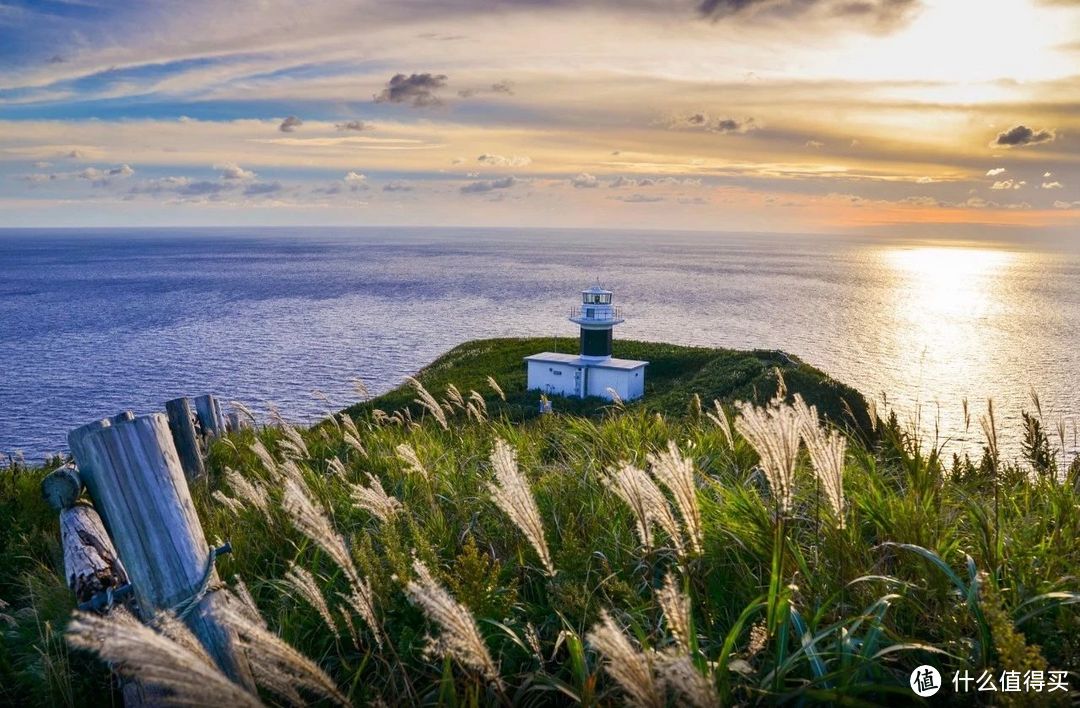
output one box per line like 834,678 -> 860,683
580,328 -> 612,357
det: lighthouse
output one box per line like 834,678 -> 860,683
525,285 -> 648,401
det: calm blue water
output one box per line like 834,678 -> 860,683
2,227 -> 1079,462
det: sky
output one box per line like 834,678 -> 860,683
1,0 -> 1079,237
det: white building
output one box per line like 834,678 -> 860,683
525,286 -> 648,401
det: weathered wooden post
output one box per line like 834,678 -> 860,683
42,463 -> 83,510
60,504 -> 129,603
225,411 -> 244,434
75,414 -> 254,690
165,397 -> 206,481
194,395 -> 225,439
112,411 -> 135,424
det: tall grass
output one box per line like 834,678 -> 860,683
3,352 -> 1080,705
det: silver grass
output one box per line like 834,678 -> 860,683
340,413 -> 361,438
735,398 -> 803,515
337,581 -> 383,647
800,419 -> 847,529
487,375 -> 506,401
219,600 -> 348,707
706,400 -> 734,448
446,384 -> 465,409
395,443 -> 429,480
352,377 -> 370,400
405,558 -> 500,683
586,609 -> 662,708
338,607 -> 358,646
465,401 -> 483,422
212,490 -> 245,516
66,608 -> 262,708
250,439 -> 278,478
280,424 -> 310,458
647,441 -> 704,554
655,650 -> 719,708
279,459 -> 307,486
232,577 -> 266,628
277,438 -> 306,461
229,400 -> 259,428
657,573 -> 692,653
371,409 -> 390,425
350,472 -> 403,522
604,463 -> 684,555
283,564 -> 338,637
326,456 -> 348,477
342,431 -> 368,458
225,466 -> 269,514
487,438 -> 555,576
606,387 -> 625,407
469,390 -> 488,416
405,376 -> 449,430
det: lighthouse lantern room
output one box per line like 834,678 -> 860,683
525,285 -> 648,402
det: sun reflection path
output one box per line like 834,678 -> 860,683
877,246 -> 1022,455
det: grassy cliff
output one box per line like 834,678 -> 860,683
1,338 -> 1078,706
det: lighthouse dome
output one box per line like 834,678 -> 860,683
581,285 -> 613,305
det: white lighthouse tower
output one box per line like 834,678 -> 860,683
525,285 -> 648,401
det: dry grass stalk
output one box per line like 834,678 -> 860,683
735,397 -> 804,515
800,418 -> 847,529
371,409 -> 390,426
395,443 -> 429,480
340,413 -> 361,438
655,650 -> 719,708
342,431 -> 367,458
219,600 -> 348,707
66,608 -> 262,707
280,478 -> 382,645
250,439 -> 278,478
405,376 -> 449,430
657,573 -> 692,652
350,472 -> 403,522
487,438 -> 555,576
212,490 -> 245,516
605,463 -> 684,555
232,577 -> 266,628
606,387 -> 624,407
278,459 -> 307,486
648,441 -> 703,554
586,610 -> 662,708
706,400 -> 734,448
445,384 -> 465,410
486,375 -> 506,401
229,400 -> 259,428
469,390 -> 488,416
326,456 -> 348,477
279,424 -> 310,459
225,466 -> 269,514
283,564 -> 338,637
404,558 -> 500,684
351,377 -> 370,400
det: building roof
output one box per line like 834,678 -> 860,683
524,352 -> 648,370
582,285 -> 612,295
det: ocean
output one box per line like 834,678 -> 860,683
2,227 -> 1078,463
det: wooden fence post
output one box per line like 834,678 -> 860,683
60,504 -> 129,604
42,463 -> 83,510
194,395 -> 225,439
76,413 -> 255,691
165,397 -> 206,482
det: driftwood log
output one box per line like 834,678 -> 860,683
61,504 -> 128,603
74,413 -> 254,690
165,397 -> 205,481
42,464 -> 83,510
193,395 -> 225,439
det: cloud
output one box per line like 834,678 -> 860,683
612,193 -> 664,203
1053,201 -> 1080,209
460,176 -> 518,194
374,73 -> 447,107
243,181 -> 284,196
1042,181 -> 1063,189
477,153 -> 531,167
215,162 -> 256,180
668,113 -> 756,134
993,124 -> 1055,147
570,173 -> 600,188
805,140 -> 825,148
459,80 -> 516,98
382,180 -> 414,192
76,164 -> 135,186
344,171 -> 369,190
279,116 -> 303,132
697,0 -> 920,30
336,120 -> 369,131
1044,171 -> 1054,178
986,167 -> 1006,176
991,179 -> 1025,190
